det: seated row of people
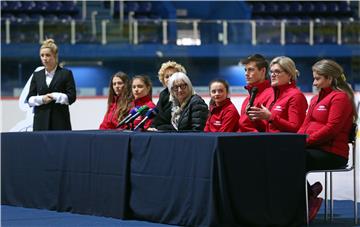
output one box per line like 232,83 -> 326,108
26,39 -> 356,223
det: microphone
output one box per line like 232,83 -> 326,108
246,87 -> 258,113
124,105 -> 150,125
116,106 -> 139,128
134,108 -> 158,131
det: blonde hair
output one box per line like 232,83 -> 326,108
40,38 -> 59,63
312,59 -> 357,122
158,61 -> 186,86
270,56 -> 299,81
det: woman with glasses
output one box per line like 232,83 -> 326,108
247,56 -> 308,132
148,61 -> 187,131
204,79 -> 239,132
298,59 -> 357,221
167,72 -> 208,131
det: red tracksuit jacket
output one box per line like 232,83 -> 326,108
99,96 -> 127,130
265,82 -> 308,132
298,87 -> 354,159
238,80 -> 272,132
204,98 -> 239,132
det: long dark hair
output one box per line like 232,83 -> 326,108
107,71 -> 133,121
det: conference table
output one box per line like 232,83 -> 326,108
2,131 -> 306,227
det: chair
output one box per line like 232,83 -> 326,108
305,123 -> 358,226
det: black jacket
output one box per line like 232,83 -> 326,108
173,94 -> 209,131
151,88 -> 174,130
26,66 -> 77,131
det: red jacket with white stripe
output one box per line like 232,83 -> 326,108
298,87 -> 354,159
265,82 -> 308,133
204,98 -> 239,132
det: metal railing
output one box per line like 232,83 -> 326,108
1,18 -> 359,45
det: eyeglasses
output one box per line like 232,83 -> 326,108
172,83 -> 187,91
269,69 -> 285,76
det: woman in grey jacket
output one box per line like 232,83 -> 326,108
167,72 -> 208,131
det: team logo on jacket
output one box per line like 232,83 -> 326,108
213,121 -> 221,126
274,105 -> 282,111
316,105 -> 327,111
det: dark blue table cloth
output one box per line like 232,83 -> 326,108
2,131 -> 306,227
129,132 -> 306,227
1,130 -> 131,219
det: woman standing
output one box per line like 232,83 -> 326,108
298,59 -> 357,221
99,72 -> 132,130
247,56 -> 308,133
26,39 -> 76,131
204,79 -> 239,132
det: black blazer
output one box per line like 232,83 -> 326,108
26,66 -> 76,131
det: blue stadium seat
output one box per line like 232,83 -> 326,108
125,2 -> 139,13
138,2 -> 152,13
48,2 -> 63,13
279,3 -> 290,13
29,13 -> 44,21
251,2 -> 266,14
302,2 -> 315,13
289,2 -> 302,13
265,2 -> 279,13
2,13 -> 17,22
327,2 -> 339,13
61,1 -> 78,14
19,1 -> 36,11
33,1 -> 49,12
6,1 -> 22,12
339,1 -> 351,13
17,13 -> 31,24
58,14 -> 73,23
314,2 -> 327,13
1,1 -> 9,11
43,14 -> 59,24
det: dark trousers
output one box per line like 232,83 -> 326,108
305,148 -> 348,172
306,148 -> 348,197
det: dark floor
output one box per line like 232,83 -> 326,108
2,201 -> 360,227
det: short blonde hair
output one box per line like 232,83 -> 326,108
40,38 -> 59,63
158,61 -> 186,86
270,56 -> 299,81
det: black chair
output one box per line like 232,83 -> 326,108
305,123 -> 358,225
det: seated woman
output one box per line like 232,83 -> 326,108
247,56 -> 308,132
204,79 -> 239,132
99,72 -> 132,130
150,61 -> 187,130
167,72 -> 208,131
298,59 -> 357,221
128,75 -> 156,130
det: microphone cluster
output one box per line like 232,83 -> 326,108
116,105 -> 158,131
